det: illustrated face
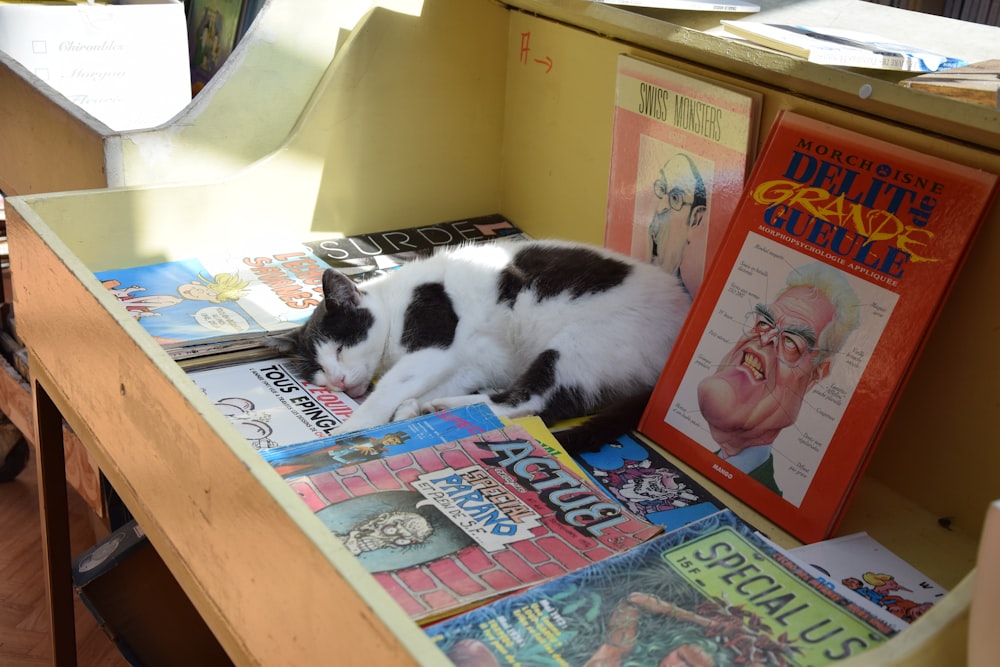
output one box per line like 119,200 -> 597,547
648,156 -> 704,274
345,511 -> 433,554
177,281 -> 219,302
697,285 -> 836,453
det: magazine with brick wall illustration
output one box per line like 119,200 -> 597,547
427,509 -> 896,666
605,54 -> 761,298
287,422 -> 662,624
639,110 -> 999,543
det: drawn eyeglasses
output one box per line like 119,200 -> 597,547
743,306 -> 825,366
653,176 -> 695,212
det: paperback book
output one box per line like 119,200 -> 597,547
789,532 -> 947,625
427,509 -> 896,666
96,245 -> 329,360
604,54 -> 761,298
287,422 -> 662,624
187,356 -> 360,451
591,0 -> 760,12
572,431 -> 725,531
720,21 -> 968,72
303,213 -> 529,284
261,402 -> 505,478
639,110 -> 999,542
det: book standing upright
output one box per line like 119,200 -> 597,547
640,110 -> 998,543
604,54 -> 761,298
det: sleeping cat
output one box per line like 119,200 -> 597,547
267,239 -> 691,450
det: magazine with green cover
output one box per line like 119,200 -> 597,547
428,509 -> 896,666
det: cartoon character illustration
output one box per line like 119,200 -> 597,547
103,271 -> 250,321
326,431 -> 411,465
593,459 -> 701,516
213,396 -> 277,450
274,431 -> 412,478
575,433 -> 721,530
334,510 -> 434,557
696,262 -> 861,496
102,280 -> 183,319
316,490 -> 475,573
842,572 -> 932,622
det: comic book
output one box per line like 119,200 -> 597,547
287,422 -> 662,624
186,356 -> 360,451
639,110 -> 999,543
604,54 -> 761,298
95,245 -> 328,360
303,213 -> 530,284
261,402 -> 505,478
788,532 -> 947,627
427,509 -> 896,666
571,431 -> 725,532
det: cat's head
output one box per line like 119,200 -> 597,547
266,269 -> 383,397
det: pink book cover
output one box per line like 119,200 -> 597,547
288,423 -> 662,624
605,54 -> 761,298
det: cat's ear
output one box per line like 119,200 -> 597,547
322,268 -> 362,308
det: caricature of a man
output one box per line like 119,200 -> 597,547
647,153 -> 707,294
696,263 -> 860,495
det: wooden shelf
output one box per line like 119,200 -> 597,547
5,0 -> 999,664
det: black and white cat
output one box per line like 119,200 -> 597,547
267,239 -> 691,450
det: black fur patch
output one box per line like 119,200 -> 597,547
490,349 -> 560,407
402,283 -> 459,352
497,245 -> 632,307
540,385 -> 591,425
321,301 -> 375,347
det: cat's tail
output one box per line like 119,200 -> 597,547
553,393 -> 652,453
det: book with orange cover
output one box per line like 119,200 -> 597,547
639,110 -> 999,542
604,54 -> 761,298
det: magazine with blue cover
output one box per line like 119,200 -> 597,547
96,245 -> 328,359
261,403 -> 505,479
572,432 -> 725,532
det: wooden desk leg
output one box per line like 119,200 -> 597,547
33,379 -> 78,665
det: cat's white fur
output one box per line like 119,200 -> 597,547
305,240 -> 691,434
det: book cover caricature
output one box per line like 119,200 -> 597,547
572,432 -> 725,532
605,55 -> 761,298
288,423 -> 662,624
262,403 -> 505,478
640,110 -> 999,542
789,532 -> 947,625
304,213 -> 530,284
187,356 -> 360,451
428,510 -> 896,666
96,245 -> 327,359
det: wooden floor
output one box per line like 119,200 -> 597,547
0,450 -> 130,666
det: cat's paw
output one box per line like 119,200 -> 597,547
422,394 -> 492,414
391,399 -> 422,422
